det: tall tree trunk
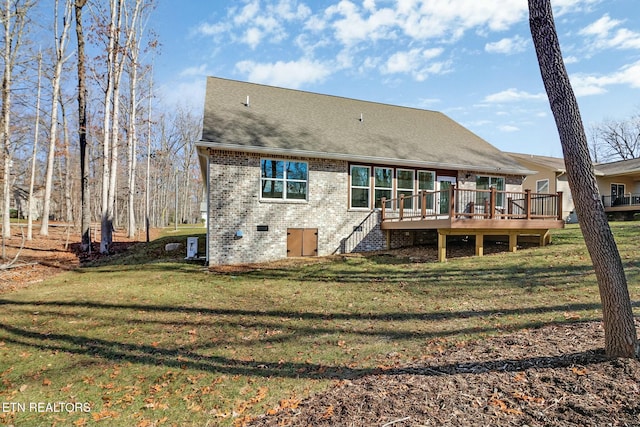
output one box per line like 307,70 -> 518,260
126,61 -> 138,238
1,0 -> 13,242
41,0 -> 72,236
75,0 -> 90,252
529,0 -> 638,358
145,75 -> 152,242
27,52 -> 43,241
60,98 -> 73,223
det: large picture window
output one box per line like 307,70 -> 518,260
261,159 -> 308,200
350,165 -> 370,208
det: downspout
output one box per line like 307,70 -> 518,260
197,147 -> 211,266
206,155 -> 210,265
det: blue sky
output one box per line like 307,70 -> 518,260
154,0 -> 640,158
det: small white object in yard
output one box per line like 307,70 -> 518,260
165,243 -> 182,252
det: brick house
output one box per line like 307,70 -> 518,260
197,77 -> 563,266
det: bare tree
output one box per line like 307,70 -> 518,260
40,0 -> 73,236
590,114 -> 640,162
26,50 -> 42,241
529,0 -> 638,358
124,0 -> 154,238
1,0 -> 36,245
75,0 -> 90,252
98,0 -> 143,253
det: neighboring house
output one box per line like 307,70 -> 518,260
595,158 -> 640,219
510,153 -> 640,220
507,153 -> 576,220
10,185 -> 46,220
197,77 -> 564,266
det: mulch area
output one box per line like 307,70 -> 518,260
250,321 -> 640,427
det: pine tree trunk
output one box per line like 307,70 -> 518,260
529,0 -> 638,358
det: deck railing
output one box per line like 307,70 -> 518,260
380,187 -> 563,222
602,194 -> 640,208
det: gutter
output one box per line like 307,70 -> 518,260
196,140 -> 536,176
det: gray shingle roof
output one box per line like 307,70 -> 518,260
595,157 -> 640,176
198,77 -> 531,175
507,152 -> 568,173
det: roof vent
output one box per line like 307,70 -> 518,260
359,113 -> 364,122
245,95 -> 250,107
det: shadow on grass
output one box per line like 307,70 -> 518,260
0,321 -> 609,382
0,298 -> 627,382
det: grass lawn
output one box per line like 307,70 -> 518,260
0,223 -> 639,426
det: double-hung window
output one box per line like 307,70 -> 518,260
261,159 -> 308,200
418,170 -> 435,211
397,169 -> 415,210
350,165 -> 371,208
374,167 -> 393,209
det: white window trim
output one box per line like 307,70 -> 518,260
536,178 -> 550,194
260,158 -> 309,202
396,168 -> 415,210
350,165 -> 371,210
374,167 -> 393,209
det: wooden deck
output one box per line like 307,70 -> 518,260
379,187 -> 565,261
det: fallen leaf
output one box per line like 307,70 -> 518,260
571,367 -> 588,376
321,405 -> 334,420
42,378 -> 51,386
563,312 -> 581,320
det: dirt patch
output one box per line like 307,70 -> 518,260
0,224 -> 147,293
250,321 -> 640,427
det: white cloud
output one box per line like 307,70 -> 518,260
381,47 -> 448,81
325,0 -> 398,46
485,35 -> 528,55
234,0 -> 261,25
158,79 -> 206,111
569,60 -> 640,96
179,64 -> 211,78
499,124 -> 520,132
579,14 -> 640,51
235,58 -> 332,88
198,0 -> 312,49
579,14 -> 620,37
484,89 -> 547,103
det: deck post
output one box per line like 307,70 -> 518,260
399,194 -> 405,220
507,197 -> 513,216
525,189 -> 532,220
438,231 -> 447,262
557,191 -> 563,220
475,233 -> 484,256
489,187 -> 496,219
509,232 -> 518,253
421,191 -> 427,218
449,185 -> 455,217
381,197 -> 386,221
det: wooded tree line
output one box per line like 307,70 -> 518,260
1,0 -> 203,253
